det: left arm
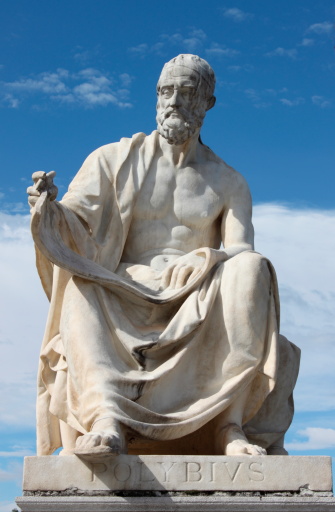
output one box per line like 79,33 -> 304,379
161,170 -> 254,289
220,171 -> 254,260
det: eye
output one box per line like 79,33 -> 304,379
161,87 -> 173,98
181,87 -> 195,99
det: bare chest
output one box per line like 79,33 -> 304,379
133,159 -> 224,227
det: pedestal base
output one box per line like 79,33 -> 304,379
17,455 -> 335,511
16,494 -> 335,512
21,455 -> 333,492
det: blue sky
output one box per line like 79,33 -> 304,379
0,0 -> 334,508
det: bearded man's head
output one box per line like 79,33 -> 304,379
156,54 -> 216,145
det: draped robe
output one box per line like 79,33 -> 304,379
31,131 -> 300,455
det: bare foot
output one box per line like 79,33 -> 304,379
218,423 -> 267,456
74,418 -> 127,459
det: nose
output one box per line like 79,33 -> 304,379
169,88 -> 182,107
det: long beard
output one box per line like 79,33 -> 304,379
156,105 -> 205,145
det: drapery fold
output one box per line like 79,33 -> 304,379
31,132 -> 298,456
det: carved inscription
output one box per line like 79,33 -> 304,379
223,461 -> 243,481
114,462 -> 132,482
185,462 -> 202,482
137,461 -> 155,482
25,455 -> 332,493
157,461 -> 176,482
90,463 -> 107,482
89,456 -> 266,490
249,462 -> 264,481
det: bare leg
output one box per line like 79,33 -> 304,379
215,387 -> 267,456
59,420 -> 80,455
74,417 -> 127,458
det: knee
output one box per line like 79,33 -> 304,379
232,250 -> 266,270
224,251 -> 270,286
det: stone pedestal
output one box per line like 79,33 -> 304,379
16,455 -> 335,511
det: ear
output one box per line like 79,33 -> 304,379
206,95 -> 216,111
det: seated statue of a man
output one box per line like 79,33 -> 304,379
28,54 -> 300,459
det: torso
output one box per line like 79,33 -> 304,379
121,142 -> 229,269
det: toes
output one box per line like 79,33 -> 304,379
101,434 -> 118,446
101,434 -> 122,453
247,444 -> 267,456
225,439 -> 267,456
76,433 -> 102,449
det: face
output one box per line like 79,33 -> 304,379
156,66 -> 208,145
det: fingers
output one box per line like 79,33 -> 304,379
170,265 -> 194,289
26,185 -> 40,197
188,266 -> 201,282
28,195 -> 38,208
163,264 -> 202,289
27,170 -> 58,206
32,171 -> 46,183
161,265 -> 174,289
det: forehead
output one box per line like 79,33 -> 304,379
159,65 -> 200,86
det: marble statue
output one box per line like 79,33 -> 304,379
28,54 -> 300,459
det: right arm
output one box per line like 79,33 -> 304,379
27,171 -> 58,210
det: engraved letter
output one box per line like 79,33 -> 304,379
90,463 -> 107,482
223,461 -> 243,482
138,461 -> 156,482
249,462 -> 264,481
157,461 -> 176,483
114,462 -> 131,482
209,461 -> 216,482
185,462 -> 202,482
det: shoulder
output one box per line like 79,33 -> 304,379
200,144 -> 251,197
85,132 -> 149,162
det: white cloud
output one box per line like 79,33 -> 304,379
286,428 -> 335,451
1,68 -> 132,109
244,88 -> 271,108
130,29 -> 208,57
266,47 -> 297,59
119,73 -> 133,87
254,204 -> 335,413
128,43 -> 149,57
2,93 -> 19,108
7,69 -> 69,94
0,461 -> 23,485
228,64 -> 253,73
0,450 -> 34,458
0,212 -> 48,427
300,38 -> 314,47
312,95 -> 331,108
307,21 -> 333,35
0,201 -> 28,214
72,46 -> 101,65
206,43 -> 240,58
280,97 -> 305,107
222,7 -> 253,22
128,29 -> 239,61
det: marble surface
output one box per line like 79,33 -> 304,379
23,455 -> 332,492
16,495 -> 335,512
28,54 -> 300,458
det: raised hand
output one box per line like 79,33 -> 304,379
27,171 -> 58,209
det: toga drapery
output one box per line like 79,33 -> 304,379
31,131 -> 300,456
